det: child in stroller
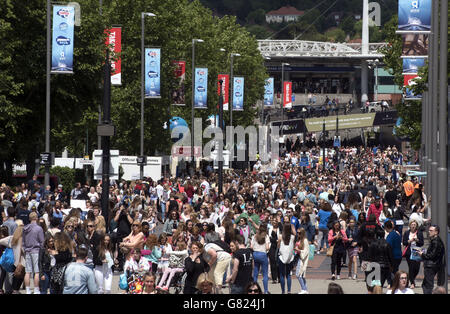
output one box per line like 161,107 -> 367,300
156,241 -> 188,292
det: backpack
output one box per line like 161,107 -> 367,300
212,240 -> 231,254
50,264 -> 68,294
0,248 -> 15,272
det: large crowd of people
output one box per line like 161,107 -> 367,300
0,143 -> 447,294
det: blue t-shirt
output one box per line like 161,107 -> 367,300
350,209 -> 359,220
290,216 -> 300,231
318,210 -> 332,230
386,230 -> 402,259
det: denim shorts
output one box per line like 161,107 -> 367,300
25,252 -> 40,273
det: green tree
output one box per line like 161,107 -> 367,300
246,8 -> 266,24
324,27 -> 346,43
246,24 -> 273,39
0,0 -> 267,183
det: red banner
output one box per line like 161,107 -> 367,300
403,74 -> 418,87
217,74 -> 229,111
172,61 -> 186,106
105,27 -> 122,85
283,81 -> 292,108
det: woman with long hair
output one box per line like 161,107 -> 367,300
328,220 -> 348,280
346,216 -> 359,280
94,233 -> 114,294
250,224 -> 270,294
277,222 -> 296,294
180,204 -> 193,223
402,220 -> 423,289
119,220 -> 145,251
142,234 -> 161,274
184,241 -> 210,294
386,270 -> 414,294
38,234 -> 54,294
0,220 -> 25,294
157,233 -> 173,276
50,231 -> 73,294
268,215 -> 280,284
295,228 -> 310,294
316,202 -> 332,253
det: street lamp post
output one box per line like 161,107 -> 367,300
44,0 -> 51,188
140,12 -> 156,180
437,0 -> 448,293
191,39 -> 204,174
229,53 -> 240,169
218,79 -> 224,195
281,62 -> 289,140
262,56 -> 271,125
229,53 -> 241,128
322,119 -> 326,172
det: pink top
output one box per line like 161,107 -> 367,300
327,229 -> 348,246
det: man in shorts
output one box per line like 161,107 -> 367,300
204,241 -> 232,293
22,212 -> 44,294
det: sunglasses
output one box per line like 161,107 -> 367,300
87,225 -> 95,228
248,289 -> 260,293
66,226 -> 74,229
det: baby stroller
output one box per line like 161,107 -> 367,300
169,270 -> 187,294
155,268 -> 187,294
126,270 -> 146,294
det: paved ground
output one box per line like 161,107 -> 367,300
107,253 -> 431,295
21,253 -> 444,294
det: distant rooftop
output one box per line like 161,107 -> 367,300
266,6 -> 305,16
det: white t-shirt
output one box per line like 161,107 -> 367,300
278,234 -> 295,264
386,288 -> 414,294
332,203 -> 344,217
251,234 -> 270,253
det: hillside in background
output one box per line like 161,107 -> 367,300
199,0 -> 397,42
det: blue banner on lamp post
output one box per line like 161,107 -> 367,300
194,68 -> 208,108
233,77 -> 244,111
51,6 -> 75,73
398,0 -> 431,32
145,48 -> 161,98
264,77 -> 274,107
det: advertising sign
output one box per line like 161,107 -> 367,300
232,77 -> 244,111
398,0 -> 431,32
145,48 -> 161,98
264,77 -> 274,107
217,74 -> 229,111
172,61 -> 186,106
283,81 -> 292,109
51,6 -> 75,73
305,114 -> 377,132
403,74 -> 422,100
194,68 -> 208,108
402,57 -> 426,74
105,27 -> 122,85
401,34 -> 429,56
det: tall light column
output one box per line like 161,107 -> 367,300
281,62 -> 289,139
140,12 -> 156,180
361,0 -> 369,104
436,0 -> 448,293
191,39 -> 204,173
230,53 -> 241,128
430,0 -> 438,224
45,0 -> 51,187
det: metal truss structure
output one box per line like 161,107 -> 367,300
257,40 -> 388,59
